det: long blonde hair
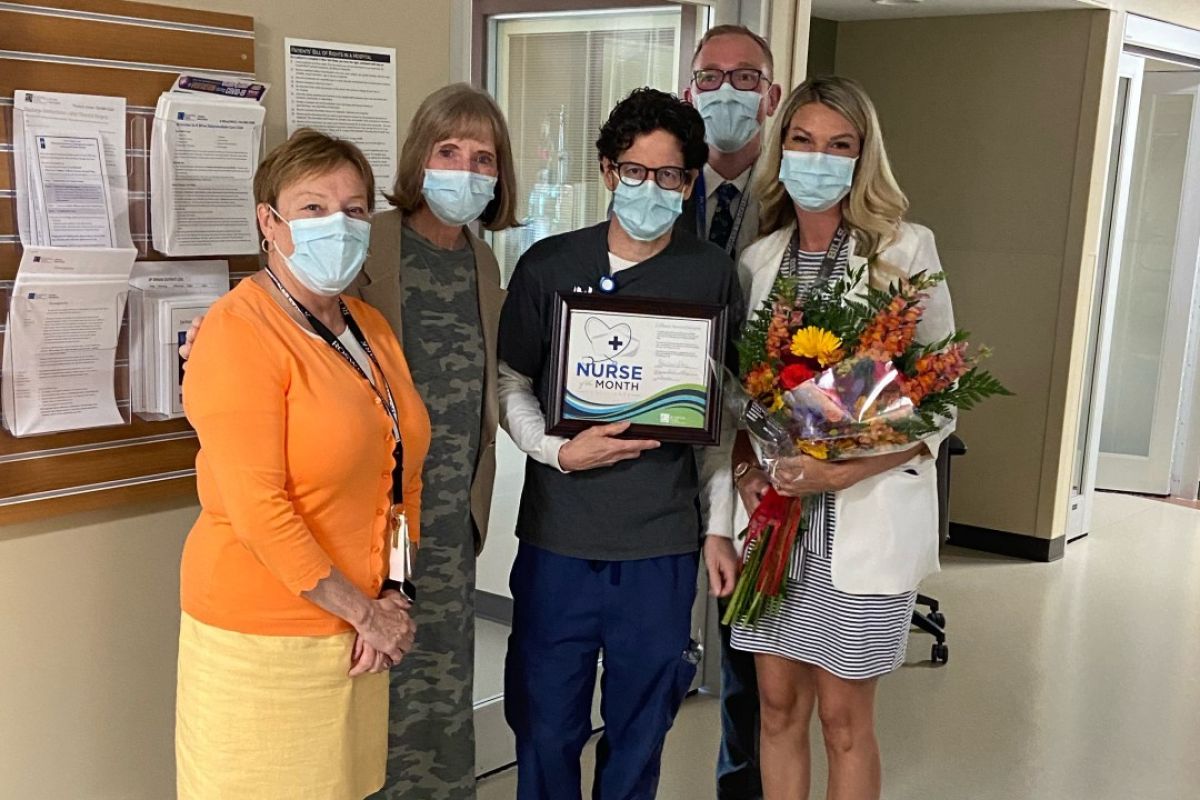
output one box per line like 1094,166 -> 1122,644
755,76 -> 908,266
388,83 -> 519,231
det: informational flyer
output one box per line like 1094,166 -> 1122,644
128,260 -> 228,420
150,93 -> 265,256
2,246 -> 138,437
285,38 -> 398,208
12,90 -> 131,249
29,133 -> 116,247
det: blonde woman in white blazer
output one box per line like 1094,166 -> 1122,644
710,76 -> 955,800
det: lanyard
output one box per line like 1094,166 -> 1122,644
786,223 -> 849,284
695,166 -> 752,258
264,268 -> 404,492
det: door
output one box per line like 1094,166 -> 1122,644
472,3 -> 711,778
1067,54 -> 1144,537
1095,60 -> 1200,495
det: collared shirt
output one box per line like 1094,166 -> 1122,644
701,162 -> 753,236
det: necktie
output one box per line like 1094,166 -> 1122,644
709,182 -> 740,254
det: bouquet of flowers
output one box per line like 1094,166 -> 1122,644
722,267 -> 1011,627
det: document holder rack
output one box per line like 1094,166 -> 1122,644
0,0 -> 258,526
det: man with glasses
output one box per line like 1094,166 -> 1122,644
682,23 -> 780,800
682,25 -> 782,263
497,88 -> 742,800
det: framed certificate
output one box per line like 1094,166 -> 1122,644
545,292 -> 728,445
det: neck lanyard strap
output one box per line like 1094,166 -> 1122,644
264,268 -> 402,441
788,223 -> 848,282
695,166 -> 753,257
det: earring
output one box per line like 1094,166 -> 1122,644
261,239 -> 273,253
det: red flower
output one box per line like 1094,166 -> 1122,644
780,362 -> 818,390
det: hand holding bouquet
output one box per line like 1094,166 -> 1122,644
722,267 -> 1011,627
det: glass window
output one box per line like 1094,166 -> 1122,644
487,7 -> 686,281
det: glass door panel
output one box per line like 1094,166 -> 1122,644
1097,64 -> 1200,494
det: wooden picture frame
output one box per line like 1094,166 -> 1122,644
545,291 -> 727,446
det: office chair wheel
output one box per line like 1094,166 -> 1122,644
931,642 -> 949,664
929,611 -> 946,628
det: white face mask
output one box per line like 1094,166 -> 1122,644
611,180 -> 684,241
270,206 -> 371,296
421,169 -> 497,226
693,82 -> 763,153
778,151 -> 857,212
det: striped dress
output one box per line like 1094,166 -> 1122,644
729,243 -> 917,681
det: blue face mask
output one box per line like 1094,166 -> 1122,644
611,179 -> 684,241
694,83 -> 763,153
778,151 -> 857,213
271,206 -> 371,297
422,169 -> 497,226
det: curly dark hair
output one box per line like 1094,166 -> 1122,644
596,87 -> 708,171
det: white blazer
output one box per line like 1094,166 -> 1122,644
725,221 -> 956,595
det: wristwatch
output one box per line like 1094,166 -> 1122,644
733,461 -> 757,486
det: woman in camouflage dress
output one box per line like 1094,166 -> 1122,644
355,84 -> 519,800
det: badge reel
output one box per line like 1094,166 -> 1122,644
388,507 -> 418,603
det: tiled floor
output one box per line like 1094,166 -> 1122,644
478,492 -> 1200,799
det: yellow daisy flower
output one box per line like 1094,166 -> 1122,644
789,326 -> 844,367
798,440 -> 830,460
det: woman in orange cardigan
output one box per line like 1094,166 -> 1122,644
175,129 -> 431,800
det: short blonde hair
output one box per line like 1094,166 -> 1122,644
388,83 -> 519,231
691,24 -> 774,79
254,128 -> 376,212
756,76 -> 909,277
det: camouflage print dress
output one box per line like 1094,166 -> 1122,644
371,225 -> 484,800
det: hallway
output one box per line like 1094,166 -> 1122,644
480,493 -> 1200,799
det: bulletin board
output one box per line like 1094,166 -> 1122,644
0,0 -> 259,525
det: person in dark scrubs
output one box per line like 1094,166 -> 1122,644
496,87 -> 743,800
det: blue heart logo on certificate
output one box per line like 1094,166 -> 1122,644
585,317 -> 638,361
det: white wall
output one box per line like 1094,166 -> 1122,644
476,432 -> 525,599
0,498 -> 196,800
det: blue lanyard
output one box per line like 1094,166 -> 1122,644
695,166 -> 752,257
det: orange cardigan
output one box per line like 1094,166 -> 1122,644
180,279 -> 431,636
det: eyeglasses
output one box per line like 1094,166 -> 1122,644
610,161 -> 689,191
693,68 -> 766,93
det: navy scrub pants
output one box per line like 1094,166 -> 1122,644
504,542 -> 700,800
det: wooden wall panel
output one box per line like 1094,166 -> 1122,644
0,59 -> 190,109
0,437 -> 199,498
0,246 -> 259,281
3,0 -> 253,31
0,475 -> 198,528
0,197 -> 15,237
0,0 -> 255,525
0,11 -> 253,74
0,417 -> 193,457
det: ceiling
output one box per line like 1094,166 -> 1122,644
810,0 -> 1108,22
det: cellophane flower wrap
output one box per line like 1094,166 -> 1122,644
722,266 -> 1011,627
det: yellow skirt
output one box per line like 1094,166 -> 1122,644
175,612 -> 388,800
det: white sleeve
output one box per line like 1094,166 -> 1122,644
910,226 -> 957,457
498,360 -> 571,472
696,413 -> 735,539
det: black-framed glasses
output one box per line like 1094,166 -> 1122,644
610,161 -> 689,191
693,68 -> 765,93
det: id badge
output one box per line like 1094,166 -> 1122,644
388,508 -> 416,596
388,508 -> 410,580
